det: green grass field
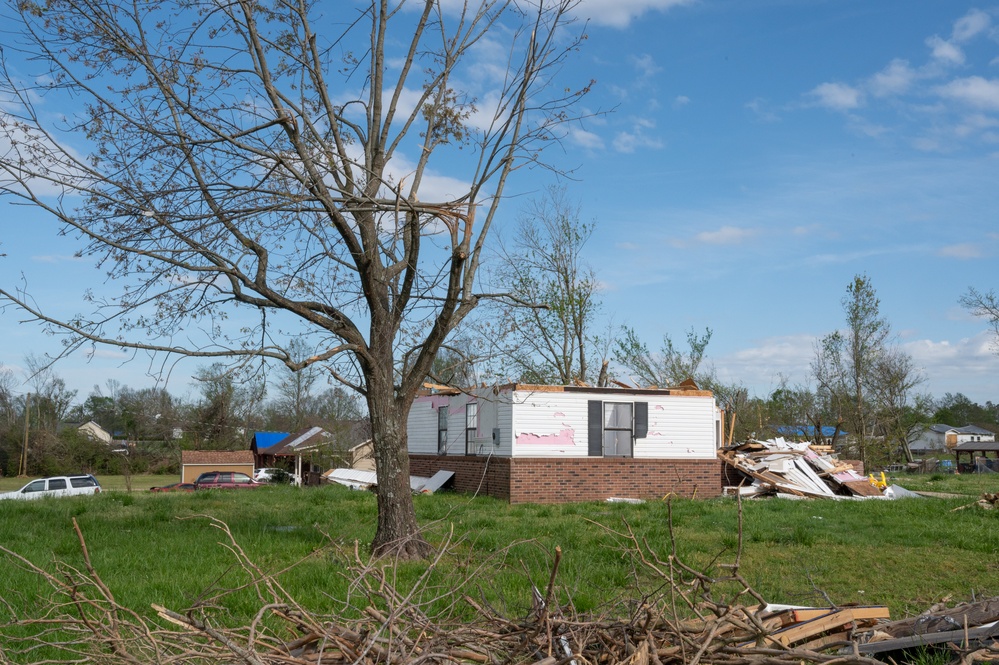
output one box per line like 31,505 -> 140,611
0,472 -> 996,627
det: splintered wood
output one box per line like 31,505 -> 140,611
720,438 -> 888,499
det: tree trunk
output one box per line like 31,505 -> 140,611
366,383 -> 432,559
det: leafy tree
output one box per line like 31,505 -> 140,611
933,393 -> 998,429
614,327 -> 714,389
812,275 -> 924,467
491,186 -> 603,384
0,0 -> 589,556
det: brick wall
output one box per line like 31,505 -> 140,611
409,455 -> 723,503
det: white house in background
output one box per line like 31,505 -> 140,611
406,383 -> 725,503
77,421 -> 113,445
909,424 -> 996,455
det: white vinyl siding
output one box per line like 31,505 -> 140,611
408,387 -> 719,460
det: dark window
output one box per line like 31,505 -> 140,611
23,480 -> 46,493
233,473 -> 252,484
465,402 -> 478,455
71,476 -> 97,488
220,473 -> 233,483
48,478 -> 67,490
438,406 -> 449,455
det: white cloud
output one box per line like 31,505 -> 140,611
612,117 -> 663,152
868,59 -> 916,98
673,95 -> 690,108
694,226 -> 758,245
808,82 -> 863,111
571,127 -> 605,149
935,76 -> 999,110
926,35 -> 965,66
631,53 -> 662,79
951,8 -> 992,43
938,243 -> 984,259
574,0 -> 694,29
746,97 -> 779,122
713,334 -> 817,394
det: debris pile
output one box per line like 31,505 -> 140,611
719,438 -> 890,499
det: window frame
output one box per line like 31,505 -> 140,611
465,401 -> 479,456
602,401 -> 634,457
437,405 -> 449,456
588,400 -> 648,458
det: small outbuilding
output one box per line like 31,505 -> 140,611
180,450 -> 255,484
953,440 -> 999,473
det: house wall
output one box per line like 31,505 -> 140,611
409,386 -> 721,460
509,389 -> 719,459
910,430 -> 946,453
409,455 -> 722,503
408,389 -> 513,456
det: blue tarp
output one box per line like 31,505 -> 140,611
253,431 -> 290,452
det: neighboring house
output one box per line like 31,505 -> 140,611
180,449 -> 255,484
909,424 -> 996,455
346,439 -> 375,471
77,421 -> 113,445
256,426 -> 332,483
407,383 -> 725,504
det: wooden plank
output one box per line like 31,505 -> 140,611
792,606 -> 890,623
770,609 -> 865,646
797,630 -> 852,651
842,480 -> 884,497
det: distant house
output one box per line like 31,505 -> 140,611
77,421 -> 113,445
180,449 -> 254,484
407,382 -> 724,504
910,424 -> 996,455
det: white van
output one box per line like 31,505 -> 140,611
0,475 -> 102,500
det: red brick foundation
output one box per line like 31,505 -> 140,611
409,455 -> 723,503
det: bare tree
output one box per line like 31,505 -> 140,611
961,287 -> 999,348
491,185 -> 602,384
0,0 -> 590,556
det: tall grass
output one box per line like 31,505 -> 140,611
1,480 -> 997,626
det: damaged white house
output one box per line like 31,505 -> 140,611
406,383 -> 725,503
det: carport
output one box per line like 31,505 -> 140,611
953,440 -> 999,473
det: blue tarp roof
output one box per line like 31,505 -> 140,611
253,431 -> 290,451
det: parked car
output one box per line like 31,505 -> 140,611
149,482 -> 196,492
193,471 -> 263,489
253,467 -> 300,484
0,475 -> 102,501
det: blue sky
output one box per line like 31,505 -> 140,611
2,0 -> 999,406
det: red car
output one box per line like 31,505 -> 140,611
193,471 -> 264,489
149,482 -> 196,492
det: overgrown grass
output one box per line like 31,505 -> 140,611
1,476 -> 997,627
